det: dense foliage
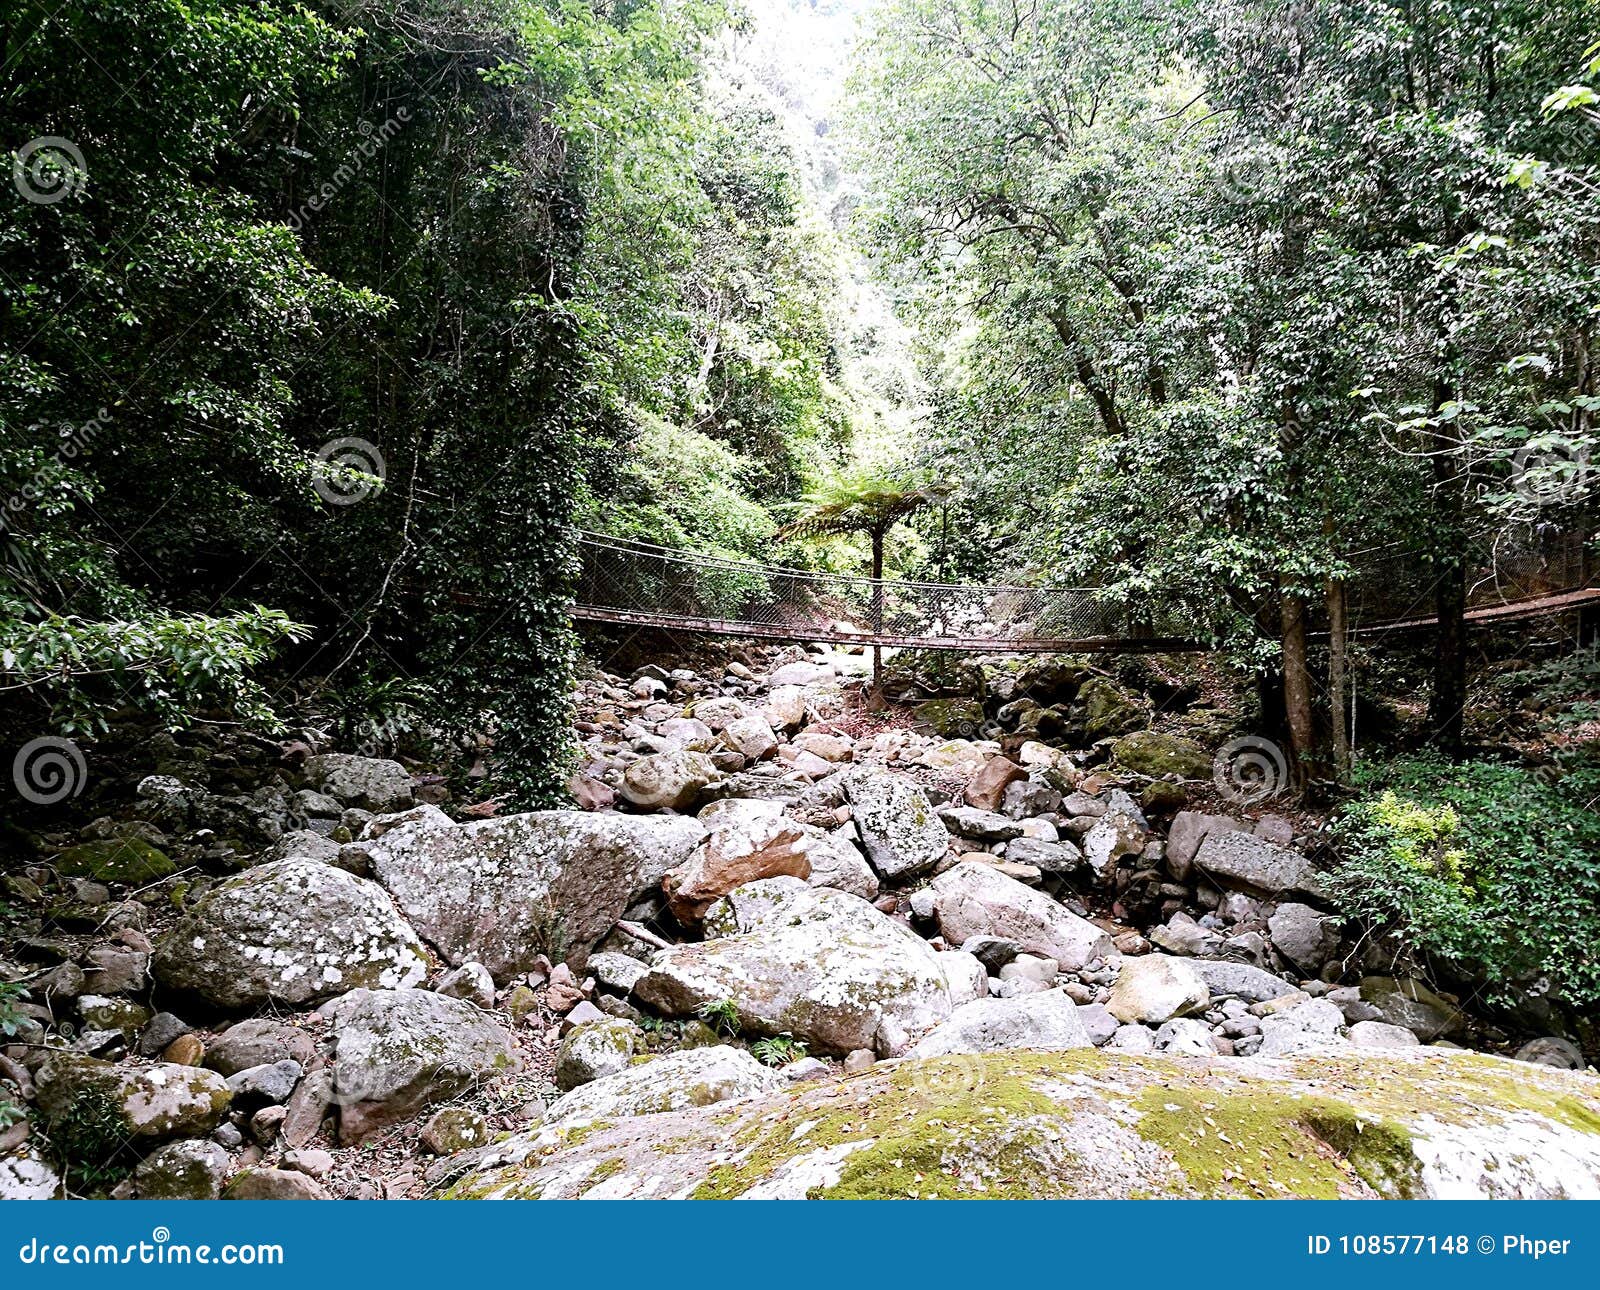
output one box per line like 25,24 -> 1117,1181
1329,757 -> 1600,1008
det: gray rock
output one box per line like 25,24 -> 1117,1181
1106,955 -> 1210,1025
1192,829 -> 1322,897
841,769 -> 951,879
588,951 -> 650,995
1078,1003 -> 1120,1046
1107,1024 -> 1155,1054
937,805 -> 1027,842
152,858 -> 426,1009
36,1054 -> 232,1145
0,1148 -> 59,1200
910,989 -> 1092,1056
1152,1017 -> 1217,1056
137,1012 -> 193,1058
436,962 -> 496,1010
620,751 -> 720,810
1268,901 -> 1342,973
1258,998 -> 1347,1056
543,1046 -> 780,1126
1165,811 -> 1244,879
1348,1020 -> 1422,1049
1004,837 -> 1085,873
1359,977 -> 1463,1042
1515,1037 -> 1585,1070
226,1060 -> 303,1105
135,1139 -> 231,1199
1187,959 -> 1299,1004
555,1019 -> 640,1091
305,753 -> 415,813
1082,812 -> 1142,876
365,808 -> 705,981
325,987 -> 520,1143
635,878 -> 954,1056
268,830 -> 342,864
205,1019 -> 317,1077
1001,779 -> 1062,819
929,861 -> 1113,971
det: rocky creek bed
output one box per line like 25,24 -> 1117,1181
1,643 -> 1596,1200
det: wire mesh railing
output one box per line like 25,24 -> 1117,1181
570,531 -> 1179,651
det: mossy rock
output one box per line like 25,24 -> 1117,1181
55,838 -> 176,885
1112,731 -> 1214,780
912,698 -> 986,738
441,1047 -> 1600,1200
1080,677 -> 1147,741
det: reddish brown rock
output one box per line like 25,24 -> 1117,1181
965,756 -> 1027,813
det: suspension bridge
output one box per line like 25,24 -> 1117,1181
571,529 -> 1598,653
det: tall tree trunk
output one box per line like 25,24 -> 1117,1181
1326,576 -> 1350,778
1254,589 -> 1287,745
1429,376 -> 1467,759
1280,590 -> 1315,789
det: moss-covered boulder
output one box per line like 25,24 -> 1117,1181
912,698 -> 986,738
555,1019 -> 639,1091
442,1047 -> 1600,1200
1080,677 -> 1147,741
1112,731 -> 1214,780
36,1054 -> 232,1152
55,837 -> 175,885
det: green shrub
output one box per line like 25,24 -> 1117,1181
1328,757 -> 1600,1006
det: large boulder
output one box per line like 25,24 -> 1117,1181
1359,977 -> 1464,1042
1192,829 -> 1322,898
910,990 -> 1093,1056
135,1139 -> 232,1199
634,878 -> 954,1056
1165,811 -> 1243,880
620,751 -> 720,811
1111,731 -> 1213,780
1188,959 -> 1299,1004
555,1019 -> 639,1091
1106,955 -> 1210,1025
1268,901 -> 1342,973
663,816 -> 813,923
325,987 -> 519,1143
542,1046 -> 780,1126
443,1048 -> 1600,1200
151,858 -> 427,1009
36,1055 -> 232,1146
1080,677 -> 1145,740
928,862 -> 1113,971
305,753 -> 414,813
839,769 -> 951,879
365,809 -> 705,978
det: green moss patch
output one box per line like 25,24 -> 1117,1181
55,837 -> 176,885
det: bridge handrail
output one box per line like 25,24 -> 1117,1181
570,528 -> 1103,597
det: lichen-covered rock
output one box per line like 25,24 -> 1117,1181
421,1106 -> 490,1155
543,1046 -> 780,1128
1258,998 -> 1347,1056
634,878 -> 954,1056
839,769 -> 950,879
555,1019 -> 639,1091
1192,830 -> 1322,898
910,990 -> 1092,1057
365,808 -> 705,979
36,1055 -> 232,1146
135,1139 -> 231,1199
152,858 -> 426,1009
620,751 -> 720,810
801,830 -> 880,901
305,753 -> 414,813
324,987 -> 520,1143
912,697 -> 985,737
443,1047 -> 1600,1200
1111,731 -> 1214,780
928,861 -> 1113,971
0,1146 -> 60,1200
224,1167 -> 330,1200
1106,955 -> 1210,1026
